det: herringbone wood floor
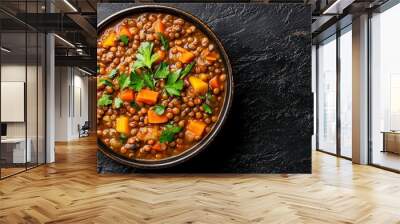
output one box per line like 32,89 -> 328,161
1,136 -> 400,224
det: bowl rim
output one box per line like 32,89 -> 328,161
97,4 -> 234,169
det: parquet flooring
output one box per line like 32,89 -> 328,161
1,136 -> 400,223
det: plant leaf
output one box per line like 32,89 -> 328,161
143,72 -> 155,90
119,35 -> 129,45
158,32 -> 169,50
114,97 -> 123,108
159,124 -> 182,143
202,104 -> 212,114
118,73 -> 131,90
97,94 -> 113,107
129,71 -> 144,91
153,105 -> 166,115
98,78 -> 112,87
133,42 -> 158,69
154,62 -> 170,79
108,69 -> 118,78
165,80 -> 184,96
179,62 -> 195,79
167,69 -> 181,85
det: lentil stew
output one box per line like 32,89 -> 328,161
97,7 -> 231,162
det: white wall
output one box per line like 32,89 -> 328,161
54,67 -> 89,141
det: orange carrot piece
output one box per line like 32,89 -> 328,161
116,116 -> 129,134
152,143 -> 162,151
119,89 -> 135,102
148,109 -> 168,124
186,120 -> 207,137
102,32 -> 116,48
153,20 -> 165,34
189,76 -> 208,95
136,89 -> 159,105
118,25 -> 131,38
179,51 -> 195,63
175,46 -> 195,63
209,76 -> 220,89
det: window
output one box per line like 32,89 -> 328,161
339,27 -> 352,158
370,3 -> 400,171
317,35 -> 337,154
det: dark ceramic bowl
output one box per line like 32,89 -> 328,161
97,5 -> 233,169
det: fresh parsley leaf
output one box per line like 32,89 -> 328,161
202,104 -> 212,114
114,97 -> 123,109
159,124 -> 182,143
132,42 -> 159,70
167,69 -> 182,85
153,105 -> 166,115
119,35 -> 129,45
98,94 -> 113,107
118,73 -> 131,90
154,62 -> 170,79
108,69 -> 118,78
129,71 -> 145,91
119,133 -> 128,143
165,80 -> 184,96
158,32 -> 169,50
143,72 -> 155,90
164,69 -> 184,96
98,78 -> 112,87
179,62 -> 195,79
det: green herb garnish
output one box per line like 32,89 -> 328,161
129,71 -> 145,91
159,124 -> 182,143
158,32 -> 169,50
153,105 -> 166,115
98,78 -> 112,87
108,69 -> 118,78
202,104 -> 212,114
119,35 -> 129,45
114,97 -> 123,109
132,42 -> 159,70
143,71 -> 155,90
119,133 -> 128,144
164,69 -> 184,96
118,73 -> 131,90
165,81 -> 184,96
154,62 -> 170,79
97,94 -> 113,107
167,69 -> 181,84
179,62 -> 195,79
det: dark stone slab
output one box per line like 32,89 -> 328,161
97,3 -> 313,173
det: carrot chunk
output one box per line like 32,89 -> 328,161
186,120 -> 207,137
189,76 -> 208,95
120,89 -> 135,102
136,89 -> 159,105
153,20 -> 165,34
148,109 -> 168,124
116,116 -> 129,134
102,32 -> 116,48
118,25 -> 131,38
209,76 -> 220,89
176,46 -> 195,63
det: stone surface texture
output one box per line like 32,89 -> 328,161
97,3 -> 313,173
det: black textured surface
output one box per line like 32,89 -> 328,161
97,3 -> 313,173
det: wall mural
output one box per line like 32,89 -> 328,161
96,3 -> 312,173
